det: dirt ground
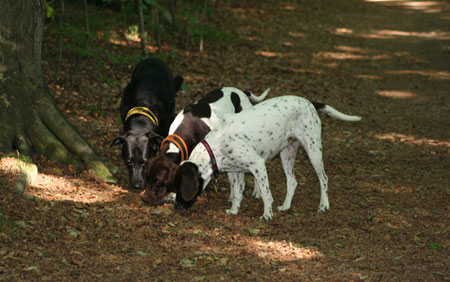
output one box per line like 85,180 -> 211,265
1,0 -> 449,281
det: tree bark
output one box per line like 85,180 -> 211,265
0,0 -> 116,184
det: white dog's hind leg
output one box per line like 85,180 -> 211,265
278,139 -> 301,211
225,172 -> 245,215
299,128 -> 330,212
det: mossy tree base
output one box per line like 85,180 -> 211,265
0,0 -> 116,184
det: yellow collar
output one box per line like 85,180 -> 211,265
124,107 -> 159,127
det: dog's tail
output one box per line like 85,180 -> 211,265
245,88 -> 271,103
312,102 -> 362,122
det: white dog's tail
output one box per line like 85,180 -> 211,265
313,102 -> 362,122
246,88 -> 271,103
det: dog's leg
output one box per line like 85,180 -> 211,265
225,172 -> 245,215
278,139 -> 301,211
251,176 -> 261,199
298,129 -> 329,212
250,161 -> 273,220
227,173 -> 235,203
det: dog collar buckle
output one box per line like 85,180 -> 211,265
200,139 -> 219,178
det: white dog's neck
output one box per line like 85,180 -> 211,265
183,143 -> 215,190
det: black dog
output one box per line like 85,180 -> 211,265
112,58 -> 183,189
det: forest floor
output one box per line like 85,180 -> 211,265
1,0 -> 449,281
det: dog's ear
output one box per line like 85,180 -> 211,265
146,131 -> 164,151
111,136 -> 125,147
173,75 -> 184,92
177,162 -> 199,202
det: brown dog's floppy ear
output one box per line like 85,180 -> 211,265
177,162 -> 199,202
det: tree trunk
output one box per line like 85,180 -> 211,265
0,0 -> 116,184
152,4 -> 162,52
136,0 -> 148,57
82,0 -> 91,49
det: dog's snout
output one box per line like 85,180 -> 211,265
131,179 -> 144,189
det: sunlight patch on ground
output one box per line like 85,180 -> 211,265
0,157 -> 21,174
315,52 -> 367,60
364,0 -> 447,13
0,157 -> 126,203
376,90 -> 416,98
288,31 -> 305,38
372,133 -> 450,147
26,173 -> 126,203
354,74 -> 382,80
387,70 -> 450,80
316,45 -> 396,61
333,27 -> 450,40
255,50 -> 282,57
24,172 -> 127,203
104,30 -> 159,53
182,228 -> 321,262
247,238 -> 322,261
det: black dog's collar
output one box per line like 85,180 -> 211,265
200,139 -> 219,178
125,107 -> 159,126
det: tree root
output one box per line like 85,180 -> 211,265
14,160 -> 38,195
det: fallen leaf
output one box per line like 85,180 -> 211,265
179,258 -> 195,267
136,251 -> 148,257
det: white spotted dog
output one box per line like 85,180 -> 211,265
173,95 -> 361,220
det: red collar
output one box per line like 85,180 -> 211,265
200,140 -> 219,178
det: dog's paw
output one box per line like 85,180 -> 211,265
317,205 -> 330,212
277,205 -> 290,211
259,213 -> 273,221
163,193 -> 176,204
225,208 -> 238,215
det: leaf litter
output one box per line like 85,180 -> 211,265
1,0 -> 449,281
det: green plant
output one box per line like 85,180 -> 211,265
83,104 -> 103,117
46,2 -> 56,21
9,150 -> 33,164
429,241 -> 442,251
100,75 -> 121,87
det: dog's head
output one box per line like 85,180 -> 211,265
111,130 -> 163,189
142,154 -> 179,205
173,162 -> 204,210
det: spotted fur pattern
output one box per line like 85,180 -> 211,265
178,95 -> 361,220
